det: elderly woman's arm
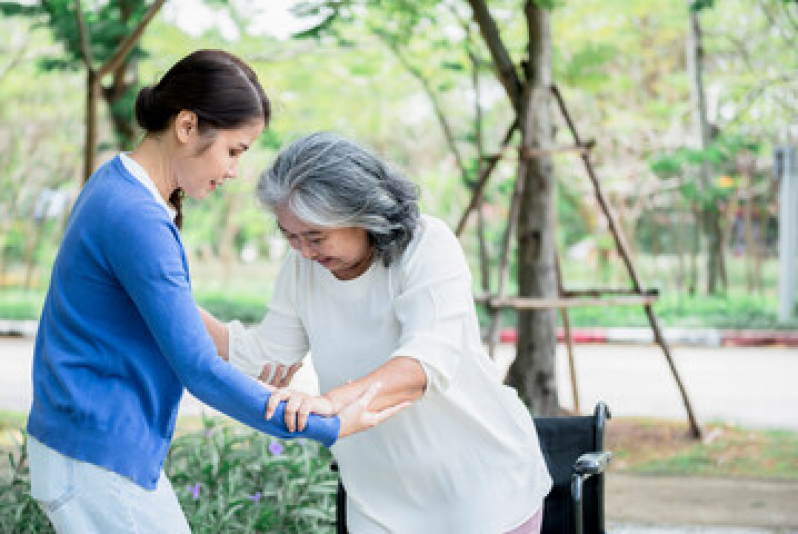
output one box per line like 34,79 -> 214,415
199,306 -> 302,387
325,356 -> 426,412
267,356 -> 426,433
199,307 -> 230,360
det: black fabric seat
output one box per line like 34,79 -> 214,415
535,402 -> 612,534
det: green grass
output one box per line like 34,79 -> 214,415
607,418 -> 798,481
2,254 -> 795,329
0,288 -> 44,321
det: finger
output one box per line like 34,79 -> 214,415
258,363 -> 274,384
285,394 -> 305,432
297,402 -> 311,432
357,381 -> 383,407
266,389 -> 288,420
280,363 -> 302,387
371,401 -> 411,426
270,364 -> 287,387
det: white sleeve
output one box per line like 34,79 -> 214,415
227,253 -> 309,378
391,219 -> 473,393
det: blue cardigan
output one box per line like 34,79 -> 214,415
27,156 -> 339,489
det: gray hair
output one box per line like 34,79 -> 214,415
258,132 -> 421,267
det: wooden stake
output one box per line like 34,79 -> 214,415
550,84 -> 702,439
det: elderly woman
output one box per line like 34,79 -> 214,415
202,132 -> 552,533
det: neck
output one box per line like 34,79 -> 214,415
128,136 -> 178,205
335,247 -> 375,280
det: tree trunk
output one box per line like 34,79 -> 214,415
83,70 -> 99,184
686,1 -> 724,294
103,62 -> 139,149
506,3 -> 558,416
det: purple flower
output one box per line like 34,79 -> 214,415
268,440 -> 284,456
187,482 -> 202,500
248,491 -> 263,503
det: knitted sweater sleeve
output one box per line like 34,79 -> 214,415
103,204 -> 339,446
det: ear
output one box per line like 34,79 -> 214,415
174,110 -> 198,144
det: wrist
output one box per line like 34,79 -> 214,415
323,391 -> 344,414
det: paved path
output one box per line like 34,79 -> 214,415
608,473 -> 798,533
6,337 -> 797,430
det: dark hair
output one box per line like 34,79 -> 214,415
134,49 -> 270,227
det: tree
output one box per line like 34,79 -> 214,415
465,0 -> 559,414
687,0 -> 727,294
1,0 -> 166,183
292,0 -> 560,414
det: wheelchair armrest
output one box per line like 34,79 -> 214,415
573,451 -> 612,476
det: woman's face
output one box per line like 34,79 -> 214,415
275,205 -> 374,280
178,119 -> 264,200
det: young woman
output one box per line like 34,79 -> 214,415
203,132 -> 553,533
26,51 -> 397,533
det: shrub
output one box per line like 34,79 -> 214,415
0,419 -> 337,533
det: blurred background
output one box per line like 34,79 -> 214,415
1,0 -> 795,331
1,1 -> 798,530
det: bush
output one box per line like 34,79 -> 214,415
194,293 -> 269,325
0,420 -> 338,533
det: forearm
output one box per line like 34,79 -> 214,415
198,306 -> 230,361
324,356 -> 426,414
187,355 -> 339,446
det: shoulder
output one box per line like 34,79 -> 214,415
398,214 -> 467,274
407,214 -> 461,256
82,157 -> 163,220
79,158 -> 179,258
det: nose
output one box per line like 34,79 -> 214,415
225,160 -> 238,179
297,238 -> 317,260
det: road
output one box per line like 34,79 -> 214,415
2,335 -> 797,430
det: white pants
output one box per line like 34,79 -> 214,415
27,436 -> 191,534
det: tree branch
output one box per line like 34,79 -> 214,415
97,0 -> 165,78
74,0 -> 93,70
379,35 -> 468,180
465,0 -> 523,112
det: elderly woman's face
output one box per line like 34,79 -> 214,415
275,205 -> 373,280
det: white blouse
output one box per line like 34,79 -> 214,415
229,215 -> 552,533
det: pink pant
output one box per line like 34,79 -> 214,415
506,507 -> 544,534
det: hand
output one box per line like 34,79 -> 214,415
265,388 -> 334,433
337,382 -> 411,439
259,362 -> 302,388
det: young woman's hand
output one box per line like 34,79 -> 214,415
336,383 -> 411,439
265,388 -> 334,433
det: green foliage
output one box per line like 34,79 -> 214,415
632,426 -> 798,480
0,432 -> 53,533
557,43 -> 616,90
168,419 -> 337,533
0,422 -> 338,533
1,0 -> 155,148
195,292 -> 270,325
0,289 -> 45,320
649,133 -> 761,209
562,293 -> 798,330
690,0 -> 715,11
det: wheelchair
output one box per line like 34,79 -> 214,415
334,401 -> 612,534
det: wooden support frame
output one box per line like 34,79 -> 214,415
458,84 -> 702,438
476,294 -> 661,309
